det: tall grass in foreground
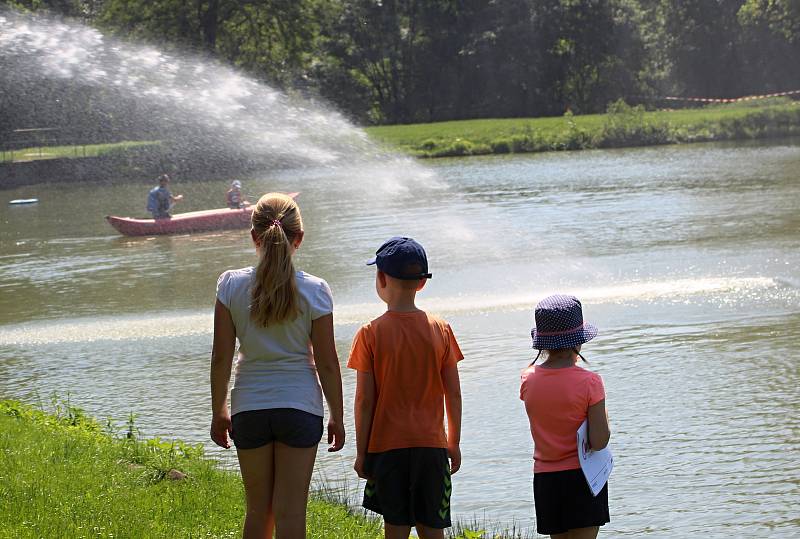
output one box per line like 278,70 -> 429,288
365,99 -> 800,158
0,399 -> 382,539
0,400 -> 533,538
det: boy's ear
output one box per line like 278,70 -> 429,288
416,278 -> 427,291
377,270 -> 388,289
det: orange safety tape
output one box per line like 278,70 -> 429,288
661,89 -> 800,103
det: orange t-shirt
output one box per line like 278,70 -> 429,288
519,364 -> 605,473
347,310 -> 463,453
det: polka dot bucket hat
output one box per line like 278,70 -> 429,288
531,294 -> 598,350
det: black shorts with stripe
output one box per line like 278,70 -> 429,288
363,447 -> 452,529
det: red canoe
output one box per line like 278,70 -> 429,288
106,193 -> 298,236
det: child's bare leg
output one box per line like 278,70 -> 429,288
384,523 -> 412,539
566,527 -> 599,539
551,533 -> 569,539
237,444 -> 275,539
272,442 -> 317,539
416,523 -> 445,539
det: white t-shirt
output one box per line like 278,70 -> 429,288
216,267 -> 333,417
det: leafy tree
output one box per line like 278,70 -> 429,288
95,0 -> 322,87
660,0 -> 746,97
3,0 -> 799,125
737,0 -> 800,92
318,0 -> 418,123
2,0 -> 92,18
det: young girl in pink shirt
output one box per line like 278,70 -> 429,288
520,294 -> 611,539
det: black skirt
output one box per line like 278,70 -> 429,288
533,468 -> 609,535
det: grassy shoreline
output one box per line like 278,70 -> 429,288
0,400 -> 531,539
0,140 -> 160,164
0,399 -> 383,539
3,100 -> 799,169
365,99 -> 800,158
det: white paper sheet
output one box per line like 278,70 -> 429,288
577,419 -> 613,496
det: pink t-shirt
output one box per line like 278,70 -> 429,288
519,364 -> 605,473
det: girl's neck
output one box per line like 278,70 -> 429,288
540,351 -> 578,369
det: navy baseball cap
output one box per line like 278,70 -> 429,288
367,237 -> 432,280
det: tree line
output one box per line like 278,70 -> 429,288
4,0 -> 800,125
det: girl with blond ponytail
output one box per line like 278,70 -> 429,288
210,193 -> 345,539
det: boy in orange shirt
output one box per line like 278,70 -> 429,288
348,237 -> 463,539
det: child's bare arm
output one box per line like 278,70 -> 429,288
587,399 -> 610,450
442,363 -> 462,473
210,299 -> 236,448
354,370 -> 376,479
311,313 -> 345,452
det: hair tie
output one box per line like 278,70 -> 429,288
271,219 -> 282,228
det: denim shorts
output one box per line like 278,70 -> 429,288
231,408 -> 323,449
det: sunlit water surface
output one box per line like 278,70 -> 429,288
1,140 -> 799,537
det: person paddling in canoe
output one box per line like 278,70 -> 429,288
226,179 -> 250,209
147,174 -> 183,219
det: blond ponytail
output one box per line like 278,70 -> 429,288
250,193 -> 303,326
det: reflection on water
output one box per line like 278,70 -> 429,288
1,140 -> 799,537
0,276 -> 790,345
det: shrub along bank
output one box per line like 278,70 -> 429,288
365,99 -> 800,158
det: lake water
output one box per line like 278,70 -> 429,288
1,140 -> 798,537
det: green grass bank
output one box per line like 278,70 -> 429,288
4,100 -> 798,170
365,99 -> 800,158
0,399 -> 383,539
0,140 -> 160,164
0,400 -> 528,539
